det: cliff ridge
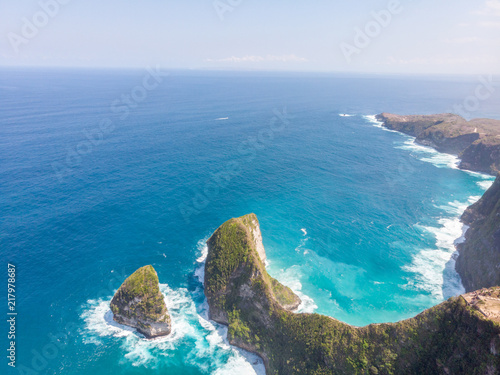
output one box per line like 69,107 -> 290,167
204,214 -> 500,374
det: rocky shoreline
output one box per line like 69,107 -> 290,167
375,113 -> 500,175
376,113 -> 500,294
204,213 -> 500,374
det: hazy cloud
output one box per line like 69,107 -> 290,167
475,0 -> 500,16
206,54 -> 308,63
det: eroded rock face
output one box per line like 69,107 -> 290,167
204,213 -> 500,375
457,175 -> 500,292
376,113 -> 500,174
204,213 -> 300,328
110,265 -> 171,339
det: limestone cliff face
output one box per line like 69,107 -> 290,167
460,138 -> 500,175
456,175 -> 500,292
205,214 -> 500,375
110,265 -> 171,339
376,113 -> 500,174
204,213 -> 300,330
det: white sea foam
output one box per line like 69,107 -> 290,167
81,234 -> 266,373
195,237 -> 209,285
367,113 -> 494,301
455,225 -> 470,245
363,115 -> 400,133
364,115 -> 383,127
215,352 -> 266,375
404,213 -> 467,300
395,138 -> 460,169
272,266 -> 318,314
81,284 -> 201,366
478,179 -> 494,190
339,114 -> 353,117
193,236 -> 266,374
366,115 -> 462,169
301,228 -> 307,236
215,117 -> 229,121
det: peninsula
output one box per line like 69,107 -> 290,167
204,213 -> 500,374
375,113 -> 500,175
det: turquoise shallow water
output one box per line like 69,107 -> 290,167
1,69 -> 499,374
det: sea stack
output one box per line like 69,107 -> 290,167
110,265 -> 171,339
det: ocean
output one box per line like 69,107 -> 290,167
2,68 -> 499,374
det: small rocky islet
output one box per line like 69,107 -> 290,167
110,265 -> 171,339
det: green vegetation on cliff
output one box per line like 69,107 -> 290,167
457,174 -> 500,292
110,265 -> 171,338
205,214 -> 500,374
376,113 -> 500,174
204,213 -> 300,325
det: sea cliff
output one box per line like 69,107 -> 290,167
204,214 -> 500,374
376,113 -> 500,293
456,174 -> 500,292
375,113 -> 500,174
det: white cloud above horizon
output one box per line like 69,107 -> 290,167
205,54 -> 308,64
0,0 -> 499,74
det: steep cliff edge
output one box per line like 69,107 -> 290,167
110,265 -> 171,339
456,175 -> 500,292
375,113 -> 500,174
205,214 -> 500,375
204,213 -> 300,327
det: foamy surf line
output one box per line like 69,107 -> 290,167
396,138 -> 460,169
363,115 -> 400,133
194,237 -> 266,375
366,114 -> 494,300
193,233 -> 318,373
402,189 -> 491,300
79,238 -> 265,374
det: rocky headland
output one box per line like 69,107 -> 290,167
110,265 -> 171,339
376,113 -> 500,294
204,214 -> 500,374
375,113 -> 500,175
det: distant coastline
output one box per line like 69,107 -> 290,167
375,112 -> 500,175
375,113 -> 500,294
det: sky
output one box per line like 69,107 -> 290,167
0,0 -> 499,74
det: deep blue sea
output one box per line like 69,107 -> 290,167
2,68 -> 500,374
